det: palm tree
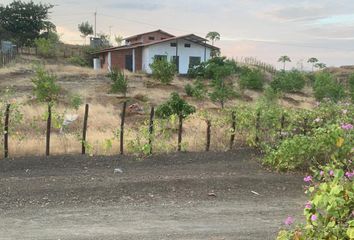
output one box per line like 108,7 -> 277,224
307,57 -> 319,72
278,56 -> 291,71
206,32 -> 221,46
114,35 -> 124,46
314,63 -> 326,70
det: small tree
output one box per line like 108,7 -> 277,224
150,58 -> 176,84
114,35 -> 124,46
34,32 -> 60,58
307,57 -> 319,72
108,69 -> 128,97
313,72 -> 345,102
278,56 -> 291,70
315,62 -> 327,70
270,70 -> 306,93
209,78 -> 236,109
156,92 -> 196,119
206,31 -> 221,46
78,21 -> 93,45
32,66 -> 60,104
239,68 -> 264,90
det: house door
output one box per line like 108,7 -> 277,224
125,55 -> 133,71
172,56 -> 179,73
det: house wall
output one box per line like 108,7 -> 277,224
100,47 -> 143,72
142,39 -> 212,74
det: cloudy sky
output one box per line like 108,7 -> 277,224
3,0 -> 354,69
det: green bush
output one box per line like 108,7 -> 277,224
156,92 -> 196,119
313,72 -> 345,102
31,66 -> 60,103
209,78 -> 237,108
68,56 -> 88,67
108,69 -> 128,96
184,79 -> 206,100
188,57 -> 239,79
34,32 -> 59,58
239,68 -> 264,90
270,70 -> 305,92
150,58 -> 176,84
349,74 -> 354,103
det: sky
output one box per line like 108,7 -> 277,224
3,0 -> 354,69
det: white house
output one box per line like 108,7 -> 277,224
94,30 -> 219,74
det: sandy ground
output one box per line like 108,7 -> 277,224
0,149 -> 306,240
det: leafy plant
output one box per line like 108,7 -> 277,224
184,78 -> 206,100
239,67 -> 264,90
313,72 -> 345,102
108,69 -> 128,96
270,70 -> 305,93
68,56 -> 88,67
150,58 -> 176,84
31,66 -> 60,104
349,74 -> 354,103
209,78 -> 237,109
78,21 -> 93,45
34,32 -> 60,58
156,92 -> 196,119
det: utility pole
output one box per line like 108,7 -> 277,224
94,10 -> 97,37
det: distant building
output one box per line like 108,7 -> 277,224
93,29 -> 219,74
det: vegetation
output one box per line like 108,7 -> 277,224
150,58 -> 176,84
68,55 -> 89,67
114,35 -> 124,46
184,79 -> 206,100
270,70 -> 306,93
313,72 -> 345,102
188,57 -> 238,79
239,67 -> 264,90
349,74 -> 354,103
205,31 -> 220,46
108,69 -> 128,96
307,57 -> 319,72
78,21 -> 93,45
278,56 -> 291,70
0,0 -> 55,47
209,78 -> 237,109
156,92 -> 196,119
31,66 -> 60,104
34,32 -> 60,58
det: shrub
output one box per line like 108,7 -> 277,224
34,32 -> 60,58
313,72 -> 345,102
239,68 -> 264,90
184,79 -> 206,100
188,57 -> 239,79
108,69 -> 128,96
150,58 -> 176,84
270,70 -> 305,92
69,94 -> 82,110
349,74 -> 354,103
68,56 -> 88,67
209,78 -> 237,108
156,92 -> 196,119
31,66 -> 60,103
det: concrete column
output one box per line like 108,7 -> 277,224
108,52 -> 112,71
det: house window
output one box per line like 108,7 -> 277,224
154,55 -> 167,61
149,36 -> 155,40
184,43 -> 191,48
170,42 -> 177,47
189,56 -> 201,68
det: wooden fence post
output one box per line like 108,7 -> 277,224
82,104 -> 89,154
303,117 -> 308,135
230,111 -> 236,150
255,110 -> 261,145
177,114 -> 183,151
120,101 -> 127,155
4,104 -> 10,158
206,120 -> 211,152
46,104 -> 52,156
148,106 -> 155,155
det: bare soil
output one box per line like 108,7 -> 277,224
0,149 -> 305,240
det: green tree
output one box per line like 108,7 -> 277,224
239,68 -> 264,90
150,58 -> 176,84
349,74 -> 354,103
270,70 -> 306,93
0,1 -> 55,46
313,72 -> 345,102
278,56 -> 291,71
108,69 -> 128,97
114,35 -> 124,46
78,21 -> 93,45
156,92 -> 196,119
34,32 -> 60,58
205,31 -> 221,46
315,62 -> 327,70
31,66 -> 60,104
209,78 -> 236,109
307,57 -> 319,72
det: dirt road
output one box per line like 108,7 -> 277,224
0,149 -> 305,240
